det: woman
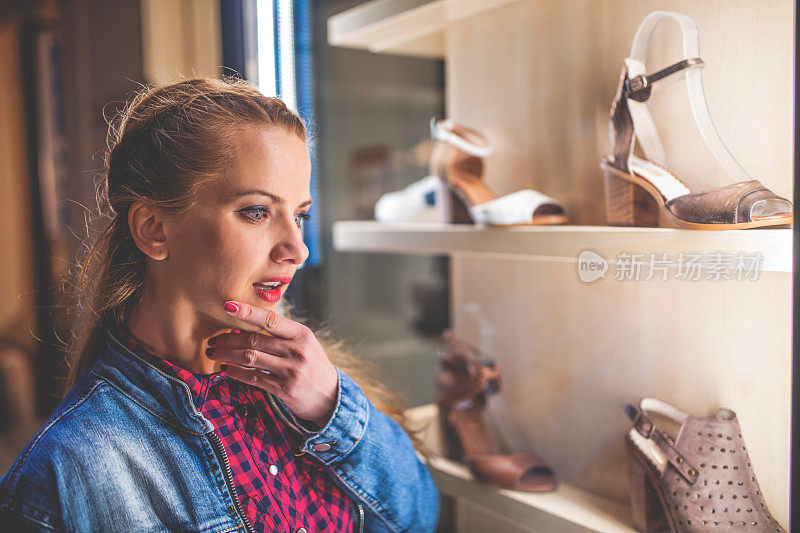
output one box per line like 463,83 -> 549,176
0,78 -> 440,532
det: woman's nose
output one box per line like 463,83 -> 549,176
270,217 -> 309,265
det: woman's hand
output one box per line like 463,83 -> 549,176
206,301 -> 339,427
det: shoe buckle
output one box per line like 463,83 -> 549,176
633,413 -> 654,438
625,75 -> 651,102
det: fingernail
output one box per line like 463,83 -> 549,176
224,301 -> 239,313
205,348 -> 215,357
208,336 -> 217,346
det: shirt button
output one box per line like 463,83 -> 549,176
296,528 -> 307,533
268,464 -> 279,475
312,443 -> 332,452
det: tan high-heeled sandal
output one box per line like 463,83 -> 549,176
436,331 -> 556,492
602,12 -> 792,230
430,119 -> 568,226
625,398 -> 785,532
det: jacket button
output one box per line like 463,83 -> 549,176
268,464 -> 279,475
312,443 -> 332,452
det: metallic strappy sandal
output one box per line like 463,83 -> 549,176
625,398 -> 785,532
601,11 -> 792,230
436,331 -> 556,492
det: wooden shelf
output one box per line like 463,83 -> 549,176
327,0 -> 522,58
333,221 -> 793,273
407,404 -> 635,533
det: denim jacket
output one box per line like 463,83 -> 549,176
0,332 -> 439,532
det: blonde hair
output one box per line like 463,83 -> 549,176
66,77 -> 423,448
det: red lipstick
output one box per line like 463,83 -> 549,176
253,276 -> 292,303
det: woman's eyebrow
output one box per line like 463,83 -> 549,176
233,189 -> 312,208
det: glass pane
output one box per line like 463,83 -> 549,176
298,0 -> 447,407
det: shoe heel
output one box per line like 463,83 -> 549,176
438,408 -> 466,462
628,450 -> 668,532
436,184 -> 473,224
603,167 -> 659,227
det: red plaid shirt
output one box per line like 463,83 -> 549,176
116,328 -> 353,533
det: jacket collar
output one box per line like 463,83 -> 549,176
91,330 -> 214,435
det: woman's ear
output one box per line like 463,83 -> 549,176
128,201 -> 169,260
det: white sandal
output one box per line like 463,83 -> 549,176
430,119 -> 568,226
374,174 -> 441,223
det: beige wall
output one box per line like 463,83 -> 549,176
446,0 -> 792,525
140,0 -> 222,84
0,21 -> 34,343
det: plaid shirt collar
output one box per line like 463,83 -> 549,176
113,326 -> 225,410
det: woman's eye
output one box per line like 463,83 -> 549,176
295,212 -> 311,229
238,207 -> 270,222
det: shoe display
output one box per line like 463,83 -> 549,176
357,6 -> 790,528
436,331 -> 556,492
430,119 -> 567,226
625,398 -> 784,532
601,11 -> 792,230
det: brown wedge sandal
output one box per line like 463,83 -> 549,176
436,331 -> 556,492
602,12 -> 792,230
430,119 -> 568,227
625,398 -> 785,532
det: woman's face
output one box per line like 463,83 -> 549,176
160,126 -> 311,327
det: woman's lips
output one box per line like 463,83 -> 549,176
253,287 -> 282,303
252,277 -> 292,303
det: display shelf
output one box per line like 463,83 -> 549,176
333,221 -> 793,272
330,0 -> 793,526
407,404 -> 635,533
327,0 -> 522,58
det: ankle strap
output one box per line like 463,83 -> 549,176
625,57 -> 704,102
608,11 -> 751,182
627,398 -> 699,484
431,118 -> 493,158
640,397 -> 690,423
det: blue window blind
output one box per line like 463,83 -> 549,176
228,0 -> 321,266
272,0 -> 321,266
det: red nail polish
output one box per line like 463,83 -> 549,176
224,302 -> 239,313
